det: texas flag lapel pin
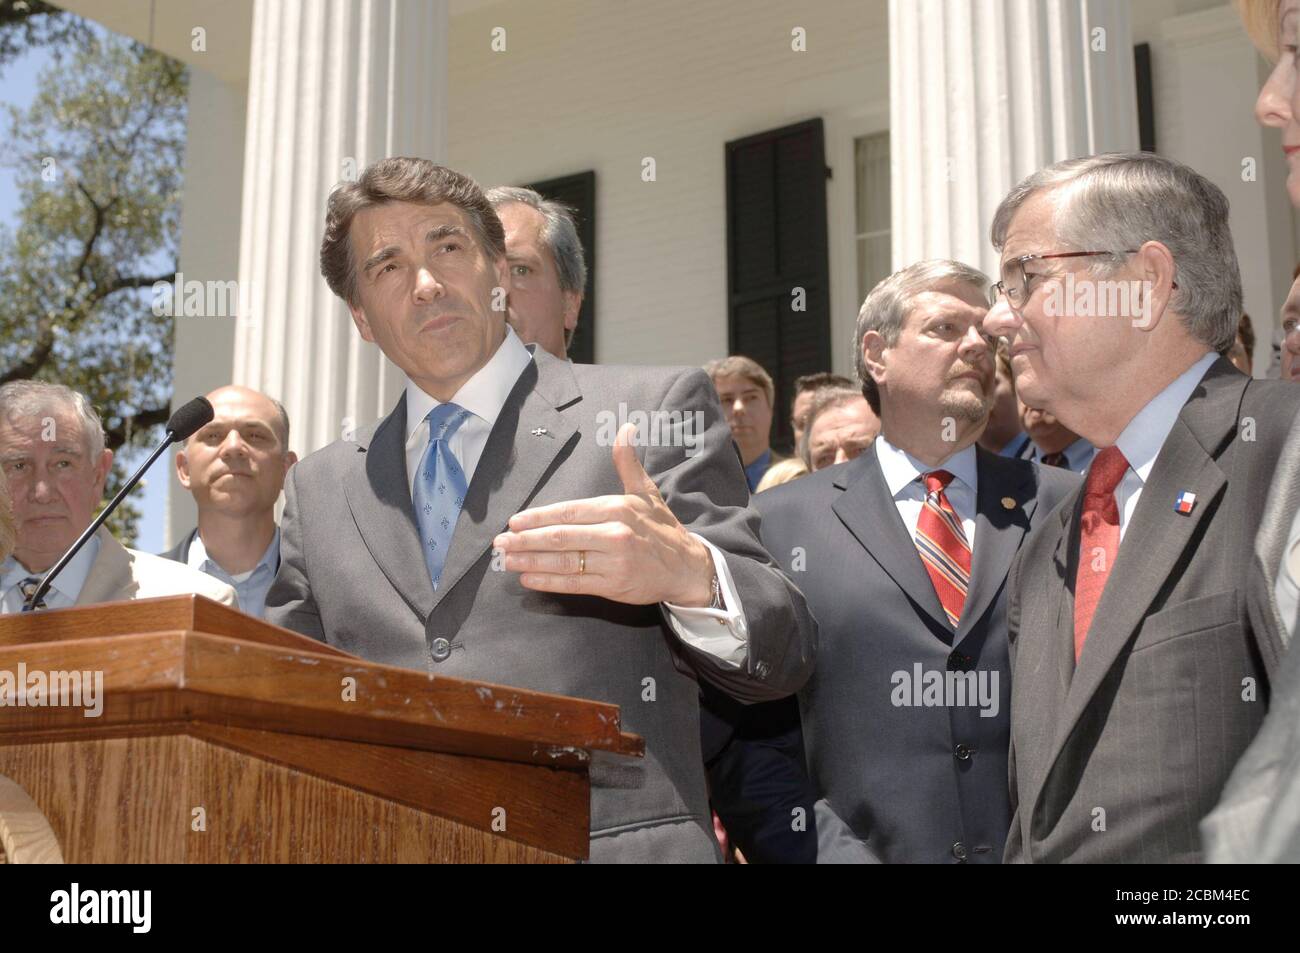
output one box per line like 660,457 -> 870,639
1174,491 -> 1196,515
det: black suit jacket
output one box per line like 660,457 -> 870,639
753,443 -> 1079,862
1006,358 -> 1300,862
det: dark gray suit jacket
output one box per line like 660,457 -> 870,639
755,444 -> 1079,862
264,348 -> 817,863
1006,358 -> 1300,863
1202,408 -> 1300,861
159,528 -> 198,565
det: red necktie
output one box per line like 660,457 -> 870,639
1073,446 -> 1130,661
915,470 -> 972,627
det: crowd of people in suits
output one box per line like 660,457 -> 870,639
3,0 -> 1300,864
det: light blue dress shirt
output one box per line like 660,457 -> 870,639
186,528 -> 280,619
1,535 -> 102,613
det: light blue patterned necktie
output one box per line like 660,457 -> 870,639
413,402 -> 472,589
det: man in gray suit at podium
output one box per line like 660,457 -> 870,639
265,157 -> 816,863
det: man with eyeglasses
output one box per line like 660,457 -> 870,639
983,152 -> 1300,864
740,259 -> 1077,862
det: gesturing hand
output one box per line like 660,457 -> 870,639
493,423 -> 715,606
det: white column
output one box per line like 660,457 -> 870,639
889,0 -> 1140,279
1158,5 -> 1297,377
167,67 -> 248,545
233,0 -> 448,459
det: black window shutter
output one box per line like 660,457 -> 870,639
725,119 -> 831,454
526,171 -> 597,364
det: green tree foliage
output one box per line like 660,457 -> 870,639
0,1 -> 90,68
1,20 -> 187,544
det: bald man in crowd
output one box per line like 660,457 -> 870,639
162,385 -> 297,618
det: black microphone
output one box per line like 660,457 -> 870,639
23,396 -> 215,611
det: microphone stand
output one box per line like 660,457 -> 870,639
23,433 -> 179,612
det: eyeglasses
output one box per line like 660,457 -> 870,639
989,250 -> 1144,308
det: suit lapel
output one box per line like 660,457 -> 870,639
1053,498 -> 1082,695
1040,366 -> 1240,798
953,448 -> 1037,645
429,354 -> 580,614
1014,496 -> 1077,807
76,527 -> 136,605
344,352 -> 582,623
832,451 -> 950,632
343,398 -> 438,622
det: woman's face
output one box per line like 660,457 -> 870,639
1257,0 -> 1300,206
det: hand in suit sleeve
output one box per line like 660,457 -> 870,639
646,368 -> 817,701
264,466 -> 325,641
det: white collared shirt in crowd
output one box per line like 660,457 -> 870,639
402,326 -> 750,667
875,434 -> 980,551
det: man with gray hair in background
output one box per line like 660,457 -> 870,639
0,381 -> 236,612
800,387 -> 879,472
734,259 -> 1076,861
485,186 -> 587,360
982,151 -> 1300,863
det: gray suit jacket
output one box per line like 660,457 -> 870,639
756,445 -> 1078,862
1202,409 -> 1300,862
1006,358 -> 1300,863
264,348 -> 817,863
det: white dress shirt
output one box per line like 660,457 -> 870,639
402,326 -> 750,666
875,434 -> 980,551
1,535 -> 101,613
1110,351 -> 1218,542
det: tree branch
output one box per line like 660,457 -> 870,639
103,404 -> 170,451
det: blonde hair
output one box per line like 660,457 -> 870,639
755,456 -> 809,493
1239,0 -> 1282,61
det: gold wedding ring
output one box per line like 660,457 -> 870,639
578,550 -> 586,575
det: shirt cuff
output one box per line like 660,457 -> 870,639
660,534 -> 748,668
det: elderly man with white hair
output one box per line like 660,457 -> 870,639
0,381 -> 236,612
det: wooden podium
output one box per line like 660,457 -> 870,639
0,596 -> 642,863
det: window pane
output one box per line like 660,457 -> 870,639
855,131 -> 891,303
855,131 -> 890,236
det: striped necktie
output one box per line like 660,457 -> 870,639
914,470 -> 972,627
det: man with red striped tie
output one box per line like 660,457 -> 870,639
983,152 -> 1300,863
750,259 -> 1078,862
